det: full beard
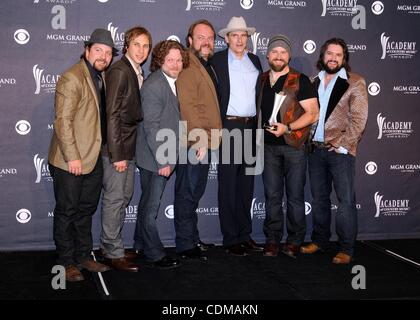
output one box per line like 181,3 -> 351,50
269,60 -> 288,72
321,60 -> 342,74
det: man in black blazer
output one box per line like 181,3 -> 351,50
100,26 -> 151,272
211,17 -> 263,256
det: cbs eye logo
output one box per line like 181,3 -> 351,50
240,0 -> 254,10
14,29 -> 30,45
16,209 -> 31,223
303,40 -> 316,54
15,120 -> 31,135
368,82 -> 381,96
165,205 -> 174,219
167,35 -> 180,43
371,1 -> 384,15
305,202 -> 312,215
365,161 -> 378,175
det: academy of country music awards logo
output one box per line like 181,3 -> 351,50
34,154 -> 52,183
124,205 -> 138,223
267,0 -> 307,10
107,22 -> 125,50
377,113 -> 413,139
207,162 -> 218,180
374,192 -> 410,218
380,33 -> 417,60
33,64 -> 60,95
320,0 -> 359,17
251,32 -> 270,55
397,4 -> 420,14
185,0 -> 226,11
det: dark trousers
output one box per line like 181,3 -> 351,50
262,143 -> 307,246
308,147 -> 357,255
49,159 -> 103,267
218,119 -> 256,247
174,149 -> 210,252
134,168 -> 167,262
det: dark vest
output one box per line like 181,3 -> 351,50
258,68 -> 310,149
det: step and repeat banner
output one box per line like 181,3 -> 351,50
0,0 -> 419,250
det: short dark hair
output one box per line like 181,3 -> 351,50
123,26 -> 152,54
185,19 -> 216,47
316,37 -> 351,72
150,40 -> 189,72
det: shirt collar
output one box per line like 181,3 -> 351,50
161,70 -> 177,85
228,48 -> 248,62
125,54 -> 142,77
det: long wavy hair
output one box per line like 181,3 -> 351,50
316,37 -> 351,72
150,40 -> 189,72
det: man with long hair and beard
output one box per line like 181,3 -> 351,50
300,38 -> 368,264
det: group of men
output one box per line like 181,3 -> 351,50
48,16 -> 368,282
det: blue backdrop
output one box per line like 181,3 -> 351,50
1,0 -> 419,250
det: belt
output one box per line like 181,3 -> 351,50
225,116 -> 255,123
311,141 -> 331,149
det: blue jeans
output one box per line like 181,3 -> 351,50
262,144 -> 307,246
133,168 -> 167,262
174,150 -> 210,253
308,147 -> 357,256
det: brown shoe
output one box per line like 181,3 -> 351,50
332,252 -> 352,264
65,265 -> 84,282
263,243 -> 279,257
282,243 -> 299,259
106,257 -> 139,272
79,259 -> 110,273
300,243 -> 321,254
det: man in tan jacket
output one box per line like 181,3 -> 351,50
48,29 -> 116,281
175,20 -> 222,260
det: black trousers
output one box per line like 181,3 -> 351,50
49,159 -> 103,266
218,118 -> 256,247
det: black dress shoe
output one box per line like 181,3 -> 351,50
179,246 -> 208,261
151,256 -> 181,269
197,240 -> 215,252
225,244 -> 248,256
242,239 -> 264,252
282,243 -> 299,259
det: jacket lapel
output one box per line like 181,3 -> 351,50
121,56 -> 142,103
325,77 -> 349,121
80,59 -> 100,110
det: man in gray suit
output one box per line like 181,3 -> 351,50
134,40 -> 189,269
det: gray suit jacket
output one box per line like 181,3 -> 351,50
135,70 -> 180,173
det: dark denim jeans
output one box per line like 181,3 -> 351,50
308,147 -> 357,256
174,151 -> 210,253
49,159 -> 103,267
262,143 -> 307,246
133,168 -> 167,262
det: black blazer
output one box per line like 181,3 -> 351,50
211,49 -> 263,121
105,55 -> 143,162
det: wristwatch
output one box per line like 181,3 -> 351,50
285,123 -> 292,134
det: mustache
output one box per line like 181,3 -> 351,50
327,60 -> 338,64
